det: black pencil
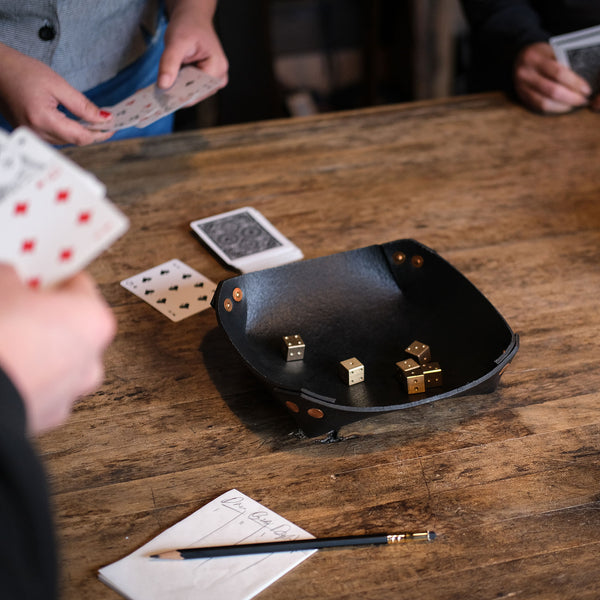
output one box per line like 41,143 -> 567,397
150,531 -> 436,560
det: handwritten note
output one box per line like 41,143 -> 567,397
98,489 -> 316,600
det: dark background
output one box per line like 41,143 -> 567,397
176,0 -> 469,130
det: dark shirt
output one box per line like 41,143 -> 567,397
0,369 -> 57,600
460,0 -> 600,92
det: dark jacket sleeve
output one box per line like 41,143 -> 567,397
459,0 -> 550,92
0,369 -> 57,600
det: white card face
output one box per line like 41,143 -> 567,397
0,162 -> 129,288
120,259 -> 216,321
190,207 -> 303,273
87,66 -> 224,132
6,126 -> 106,197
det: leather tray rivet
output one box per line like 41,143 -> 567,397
232,287 -> 243,302
224,298 -> 233,312
411,254 -> 424,268
393,251 -> 406,264
286,401 -> 300,413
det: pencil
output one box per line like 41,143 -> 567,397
150,531 -> 436,560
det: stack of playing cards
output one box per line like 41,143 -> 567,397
85,65 -> 224,132
0,127 -> 129,288
190,207 -> 304,273
550,24 -> 600,94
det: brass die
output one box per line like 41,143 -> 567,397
423,362 -> 443,388
281,334 -> 305,362
338,357 -> 365,386
395,358 -> 421,375
404,369 -> 426,395
405,340 -> 431,364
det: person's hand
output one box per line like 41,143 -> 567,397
0,265 -> 116,435
158,0 -> 228,90
514,42 -> 591,114
0,43 -> 114,146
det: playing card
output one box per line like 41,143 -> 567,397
4,126 -> 106,198
93,87 -> 157,132
120,259 -> 216,321
0,160 -> 129,288
86,66 -> 224,132
190,207 -> 303,273
0,130 -> 50,201
550,25 -> 600,94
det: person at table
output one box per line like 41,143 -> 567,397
0,0 -> 228,146
459,0 -> 600,113
0,264 -> 116,600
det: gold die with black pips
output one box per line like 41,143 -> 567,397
423,362 -> 443,388
338,357 -> 364,386
405,340 -> 431,364
281,334 -> 305,362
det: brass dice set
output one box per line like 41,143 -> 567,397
395,341 -> 443,394
281,335 -> 442,394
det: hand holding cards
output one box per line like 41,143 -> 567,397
550,24 -> 600,95
0,127 -> 128,288
85,66 -> 224,132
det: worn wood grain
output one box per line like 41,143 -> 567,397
39,92 -> 600,599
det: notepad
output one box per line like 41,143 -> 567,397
98,489 -> 316,600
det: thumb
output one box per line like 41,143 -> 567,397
55,83 -> 111,123
158,41 -> 187,89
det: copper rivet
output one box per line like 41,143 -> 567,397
233,287 -> 243,302
411,255 -> 424,268
285,401 -> 300,413
307,408 -> 324,419
393,251 -> 406,264
224,298 -> 233,312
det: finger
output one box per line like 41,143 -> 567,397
43,113 -> 114,146
537,59 -> 592,97
518,82 -> 574,114
196,54 -> 229,85
517,66 -> 588,108
158,39 -> 189,89
54,85 -> 113,126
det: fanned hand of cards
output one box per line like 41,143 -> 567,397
550,24 -> 600,95
190,207 -> 304,272
0,127 -> 129,288
85,66 -> 224,132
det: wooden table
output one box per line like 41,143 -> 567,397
42,92 -> 600,599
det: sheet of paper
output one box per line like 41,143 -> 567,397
98,489 -> 316,600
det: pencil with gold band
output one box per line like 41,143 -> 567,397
150,531 -> 436,560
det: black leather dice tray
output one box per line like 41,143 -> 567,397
212,239 -> 519,437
